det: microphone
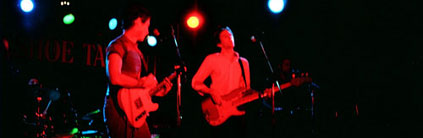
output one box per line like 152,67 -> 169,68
250,35 -> 257,43
250,31 -> 264,43
153,28 -> 160,36
170,25 -> 186,68
170,25 -> 178,47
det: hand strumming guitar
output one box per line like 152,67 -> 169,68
210,91 -> 223,106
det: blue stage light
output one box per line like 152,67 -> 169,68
20,0 -> 34,13
109,18 -> 118,30
268,0 -> 286,14
147,35 -> 157,47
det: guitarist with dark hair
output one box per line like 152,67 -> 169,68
103,3 -> 173,138
192,26 -> 250,138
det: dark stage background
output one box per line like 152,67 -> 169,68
1,0 -> 422,138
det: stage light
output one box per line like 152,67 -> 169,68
81,130 -> 98,135
187,16 -> 199,29
92,109 -> 101,114
20,0 -> 34,13
60,1 -> 70,6
185,11 -> 204,30
109,18 -> 118,30
63,13 -> 75,25
147,35 -> 157,47
268,0 -> 286,14
70,128 -> 79,135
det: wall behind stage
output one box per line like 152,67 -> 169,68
2,35 -> 180,111
2,0 -> 423,137
1,34 -> 181,137
2,36 -> 110,119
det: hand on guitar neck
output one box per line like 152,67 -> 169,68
290,76 -> 312,87
138,73 -> 158,88
136,73 -> 173,97
153,77 -> 173,97
118,71 -> 179,128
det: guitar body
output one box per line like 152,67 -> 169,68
117,88 -> 158,128
201,88 -> 248,126
116,71 -> 178,128
201,77 -> 312,126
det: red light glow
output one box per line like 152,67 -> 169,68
187,16 -> 200,29
185,11 -> 204,30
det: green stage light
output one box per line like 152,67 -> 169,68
70,127 -> 79,135
63,13 -> 75,25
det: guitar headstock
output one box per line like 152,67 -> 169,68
290,77 -> 312,87
260,72 -> 313,98
289,72 -> 312,87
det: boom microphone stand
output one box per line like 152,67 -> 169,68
171,25 -> 186,127
252,35 -> 283,113
252,34 -> 282,138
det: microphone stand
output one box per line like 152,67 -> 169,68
257,40 -> 283,107
256,39 -> 281,138
36,96 -> 47,138
171,25 -> 184,127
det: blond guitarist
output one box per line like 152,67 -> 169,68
192,26 -> 250,138
103,4 -> 172,138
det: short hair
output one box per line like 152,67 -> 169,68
122,3 -> 151,30
213,26 -> 233,44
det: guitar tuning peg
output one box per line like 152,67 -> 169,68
174,65 -> 187,73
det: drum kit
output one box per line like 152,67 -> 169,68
22,79 -> 105,138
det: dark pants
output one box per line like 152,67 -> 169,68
210,116 -> 247,138
103,96 -> 151,138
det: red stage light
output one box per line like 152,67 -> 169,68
185,11 -> 204,30
187,16 -> 199,29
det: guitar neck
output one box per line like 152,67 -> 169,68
232,82 -> 292,107
148,72 -> 177,96
231,89 -> 260,107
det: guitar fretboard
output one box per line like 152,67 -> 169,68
148,72 -> 177,96
231,89 -> 260,106
231,83 -> 293,107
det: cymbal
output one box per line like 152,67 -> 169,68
46,88 -> 61,101
30,87 -> 61,101
81,109 -> 101,121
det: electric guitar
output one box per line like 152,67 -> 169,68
117,72 -> 177,128
201,77 -> 312,126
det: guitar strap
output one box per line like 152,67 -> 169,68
120,39 -> 149,75
239,57 -> 263,100
111,39 -> 149,118
238,58 -> 247,88
138,49 -> 149,76
238,58 -> 252,111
